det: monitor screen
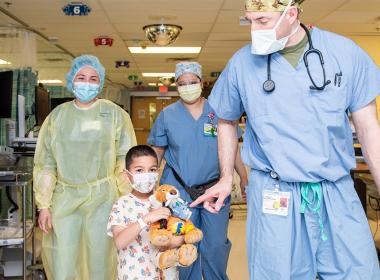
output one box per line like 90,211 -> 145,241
0,71 -> 13,118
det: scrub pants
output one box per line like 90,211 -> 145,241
179,197 -> 232,280
246,169 -> 380,280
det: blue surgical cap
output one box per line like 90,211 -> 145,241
175,62 -> 202,81
66,55 -> 105,92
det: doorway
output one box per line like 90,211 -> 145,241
131,96 -> 179,145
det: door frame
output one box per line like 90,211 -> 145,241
130,92 -> 179,145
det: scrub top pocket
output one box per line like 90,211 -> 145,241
310,82 -> 347,114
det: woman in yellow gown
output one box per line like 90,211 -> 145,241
33,55 -> 136,280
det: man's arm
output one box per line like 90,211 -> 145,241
190,118 -> 238,212
234,145 -> 248,201
352,100 -> 380,193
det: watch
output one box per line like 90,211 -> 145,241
137,217 -> 148,230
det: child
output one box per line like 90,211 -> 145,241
107,145 -> 182,280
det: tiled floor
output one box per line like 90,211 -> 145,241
227,207 -> 249,280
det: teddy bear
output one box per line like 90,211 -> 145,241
149,185 -> 203,276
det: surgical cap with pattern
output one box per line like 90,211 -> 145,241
175,62 -> 202,81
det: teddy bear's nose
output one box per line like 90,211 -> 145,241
170,189 -> 177,195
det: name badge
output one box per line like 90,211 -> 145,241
262,190 -> 290,216
81,120 -> 101,132
203,123 -> 217,137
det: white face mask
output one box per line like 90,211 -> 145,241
128,171 -> 159,193
178,83 -> 202,103
251,1 -> 299,55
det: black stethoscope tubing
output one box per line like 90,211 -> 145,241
263,23 -> 331,93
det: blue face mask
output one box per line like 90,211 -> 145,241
73,82 -> 100,103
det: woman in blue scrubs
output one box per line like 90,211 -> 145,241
148,62 -> 247,280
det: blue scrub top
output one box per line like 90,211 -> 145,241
209,27 -> 380,183
148,100 -> 224,190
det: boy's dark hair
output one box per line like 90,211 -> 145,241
125,145 -> 158,170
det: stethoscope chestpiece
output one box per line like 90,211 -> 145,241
263,79 -> 275,93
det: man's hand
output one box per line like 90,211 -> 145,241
240,177 -> 248,202
190,179 -> 232,213
192,118 -> 238,213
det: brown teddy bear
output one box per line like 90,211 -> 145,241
149,185 -> 203,277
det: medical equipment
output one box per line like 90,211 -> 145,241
263,23 -> 331,93
0,167 -> 36,279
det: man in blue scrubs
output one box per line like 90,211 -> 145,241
191,1 -> 380,279
148,62 -> 248,280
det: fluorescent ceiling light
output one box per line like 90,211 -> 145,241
38,79 -> 63,84
0,59 -> 11,65
148,83 -> 157,86
142,73 -> 175,77
129,47 -> 201,54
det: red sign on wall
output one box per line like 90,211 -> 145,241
94,37 -> 114,46
159,86 -> 168,93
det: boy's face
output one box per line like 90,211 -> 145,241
125,155 -> 158,183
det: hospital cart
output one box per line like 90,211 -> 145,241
0,168 -> 35,279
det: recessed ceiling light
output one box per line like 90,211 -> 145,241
129,47 -> 201,54
0,58 -> 11,65
38,79 -> 63,84
142,73 -> 175,77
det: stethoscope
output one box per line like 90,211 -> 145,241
263,23 -> 331,93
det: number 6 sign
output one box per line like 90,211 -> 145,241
63,3 -> 91,16
73,6 -> 81,15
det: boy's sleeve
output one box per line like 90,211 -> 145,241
107,197 -> 134,237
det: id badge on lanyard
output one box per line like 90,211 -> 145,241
262,182 -> 291,217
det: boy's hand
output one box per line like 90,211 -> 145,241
143,207 -> 171,224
